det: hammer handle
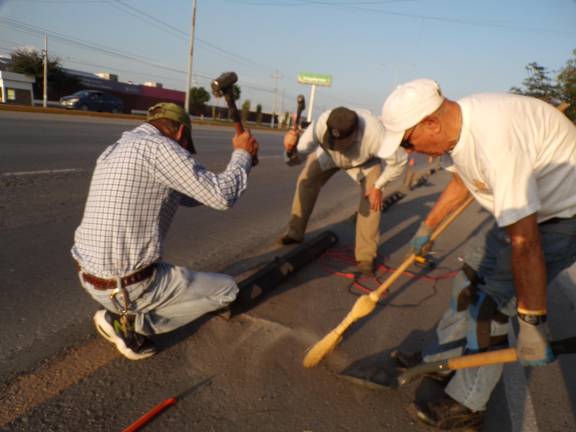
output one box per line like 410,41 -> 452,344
293,106 -> 304,132
224,93 -> 244,133
398,336 -> 576,385
224,93 -> 258,166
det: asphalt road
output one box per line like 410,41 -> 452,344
0,111 -> 359,380
1,111 -> 576,432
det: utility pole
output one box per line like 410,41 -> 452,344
184,0 -> 198,114
270,69 -> 281,128
43,33 -> 48,108
306,84 -> 316,123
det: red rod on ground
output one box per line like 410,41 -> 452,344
122,397 -> 177,432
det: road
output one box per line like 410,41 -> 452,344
1,111 -> 576,431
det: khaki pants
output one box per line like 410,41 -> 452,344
285,153 -> 381,263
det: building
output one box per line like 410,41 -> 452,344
0,71 -> 35,105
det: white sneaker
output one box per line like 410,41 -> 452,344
93,310 -> 157,360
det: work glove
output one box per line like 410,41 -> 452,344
516,313 -> 555,366
410,222 -> 433,255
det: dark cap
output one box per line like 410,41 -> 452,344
322,107 -> 359,150
146,102 -> 196,153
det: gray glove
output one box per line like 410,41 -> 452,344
517,314 -> 555,366
410,223 -> 433,255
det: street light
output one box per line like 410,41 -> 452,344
184,0 -> 198,114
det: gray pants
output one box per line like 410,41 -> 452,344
79,262 -> 238,335
424,218 -> 576,411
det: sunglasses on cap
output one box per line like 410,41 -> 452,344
399,126 -> 416,151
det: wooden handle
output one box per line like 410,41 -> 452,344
399,336 -> 576,385
370,195 -> 474,300
448,348 -> 517,369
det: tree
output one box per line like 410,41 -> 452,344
232,84 -> 241,101
241,99 -> 251,123
9,48 -> 78,99
189,86 -> 210,109
256,104 -> 263,124
510,62 -> 560,103
557,49 -> 576,121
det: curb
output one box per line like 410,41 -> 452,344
0,103 -> 144,120
0,104 -> 288,132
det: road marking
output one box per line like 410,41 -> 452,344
1,168 -> 84,177
504,329 -> 539,432
0,338 -> 118,428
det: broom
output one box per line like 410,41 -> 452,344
303,195 -> 475,368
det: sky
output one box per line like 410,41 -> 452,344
0,0 -> 575,118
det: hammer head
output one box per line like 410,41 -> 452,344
211,72 -> 238,98
297,94 -> 306,112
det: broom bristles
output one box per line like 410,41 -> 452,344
303,295 -> 378,368
303,331 -> 342,368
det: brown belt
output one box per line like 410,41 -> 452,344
76,262 -> 156,291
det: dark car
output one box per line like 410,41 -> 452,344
59,90 -> 124,113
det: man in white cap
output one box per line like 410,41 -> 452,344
380,79 -> 576,429
280,106 -> 407,276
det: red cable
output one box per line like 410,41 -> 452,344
320,246 -> 458,296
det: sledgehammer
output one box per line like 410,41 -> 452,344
398,336 -> 576,385
294,94 -> 305,131
211,71 -> 258,166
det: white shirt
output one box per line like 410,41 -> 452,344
72,123 -> 252,278
450,94 -> 576,227
289,109 -> 407,189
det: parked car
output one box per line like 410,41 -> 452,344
59,90 -> 124,113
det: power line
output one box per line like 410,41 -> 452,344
0,17 -> 187,73
223,0 -> 576,35
101,0 -> 275,70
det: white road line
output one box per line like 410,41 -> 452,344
504,329 -> 539,432
1,168 -> 84,177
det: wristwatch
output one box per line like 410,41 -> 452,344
518,313 -> 547,325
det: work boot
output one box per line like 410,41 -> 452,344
277,234 -> 303,246
411,393 -> 484,431
93,310 -> 157,360
391,350 -> 454,385
357,260 -> 375,277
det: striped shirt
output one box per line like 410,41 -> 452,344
71,123 -> 252,278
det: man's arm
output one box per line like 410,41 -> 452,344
409,173 -> 471,254
153,131 -> 257,210
423,173 -> 471,228
506,213 -> 547,313
372,149 -> 408,190
506,213 -> 554,366
283,121 -> 318,166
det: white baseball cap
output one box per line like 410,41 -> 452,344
380,79 -> 444,153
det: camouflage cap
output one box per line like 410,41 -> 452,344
146,102 -> 191,130
146,102 -> 196,154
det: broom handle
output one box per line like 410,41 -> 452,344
369,195 -> 475,301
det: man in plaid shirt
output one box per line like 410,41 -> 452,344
72,102 -> 259,360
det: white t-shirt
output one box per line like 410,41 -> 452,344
451,93 -> 576,227
293,109 -> 407,190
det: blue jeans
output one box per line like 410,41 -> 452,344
79,262 -> 238,335
424,218 -> 576,411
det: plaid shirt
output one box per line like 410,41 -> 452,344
72,123 -> 252,278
